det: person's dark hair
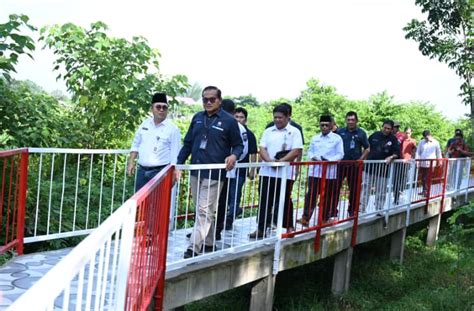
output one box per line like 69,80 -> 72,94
382,119 -> 394,128
422,130 -> 431,138
279,102 -> 292,116
345,111 -> 358,121
235,107 -> 248,119
221,99 -> 236,114
404,127 -> 413,132
202,86 -> 222,99
273,104 -> 290,117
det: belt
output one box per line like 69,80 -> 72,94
138,164 -> 166,171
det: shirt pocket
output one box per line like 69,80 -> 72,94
157,133 -> 171,148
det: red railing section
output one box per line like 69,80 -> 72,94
288,161 -> 364,252
0,148 -> 28,256
125,165 -> 174,311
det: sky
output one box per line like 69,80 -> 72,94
1,0 -> 469,120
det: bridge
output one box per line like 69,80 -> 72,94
0,148 -> 472,310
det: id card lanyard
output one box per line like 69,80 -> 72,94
200,114 -> 218,150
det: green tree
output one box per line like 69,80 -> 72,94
404,0 -> 473,142
233,94 -> 260,107
184,82 -> 203,101
0,79 -> 85,148
0,14 -> 36,80
40,21 -> 188,149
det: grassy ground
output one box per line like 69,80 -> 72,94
185,215 -> 474,311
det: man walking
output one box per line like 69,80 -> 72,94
360,120 -> 400,213
215,99 -> 249,240
127,92 -> 181,191
297,115 -> 344,226
334,111 -> 369,216
177,86 -> 243,258
249,104 -> 303,238
416,130 -> 442,197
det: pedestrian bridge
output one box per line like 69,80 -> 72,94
0,148 -> 472,310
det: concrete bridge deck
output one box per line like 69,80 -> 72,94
0,188 -> 470,310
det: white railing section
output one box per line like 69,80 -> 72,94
21,149 -> 472,267
167,162 -> 287,268
8,200 -> 137,310
25,148 -> 133,243
9,153 -> 473,309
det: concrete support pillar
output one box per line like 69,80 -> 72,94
250,274 -> 276,311
426,214 -> 441,246
390,227 -> 406,264
331,247 -> 353,296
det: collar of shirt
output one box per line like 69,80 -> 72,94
145,116 -> 169,128
270,123 -> 291,132
318,132 -> 334,139
202,108 -> 226,119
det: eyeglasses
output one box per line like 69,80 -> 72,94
153,104 -> 168,111
320,123 -> 331,128
202,97 -> 218,104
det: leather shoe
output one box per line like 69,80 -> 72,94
183,249 -> 198,259
249,230 -> 265,239
296,217 -> 309,226
202,245 -> 215,253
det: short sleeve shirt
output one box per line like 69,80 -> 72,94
336,127 -> 369,160
259,123 -> 303,180
367,131 -> 401,160
130,117 -> 181,166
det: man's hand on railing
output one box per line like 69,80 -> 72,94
225,154 -> 237,171
127,162 -> 135,177
174,169 -> 182,183
384,155 -> 396,164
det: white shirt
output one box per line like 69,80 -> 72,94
416,138 -> 442,167
259,123 -> 303,180
131,117 -> 181,166
227,123 -> 249,178
307,132 -> 344,179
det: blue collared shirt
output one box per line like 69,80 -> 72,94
177,109 -> 244,180
336,127 -> 369,160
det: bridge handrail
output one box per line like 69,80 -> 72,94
9,164 -> 175,310
8,199 -> 137,310
0,148 -> 28,255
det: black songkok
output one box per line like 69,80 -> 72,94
319,115 -> 333,123
152,92 -> 168,104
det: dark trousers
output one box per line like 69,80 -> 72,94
392,162 -> 409,204
215,178 -> 229,238
334,164 -> 361,216
419,167 -> 430,195
135,165 -> 166,192
303,177 -> 338,221
257,176 -> 294,232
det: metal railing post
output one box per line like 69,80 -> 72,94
16,150 -> 28,255
115,200 -> 137,310
405,160 -> 417,227
272,163 -> 287,275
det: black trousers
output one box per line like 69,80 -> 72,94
215,178 -> 229,238
303,177 -> 338,221
257,176 -> 294,232
334,163 -> 361,216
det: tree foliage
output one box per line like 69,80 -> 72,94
0,14 -> 36,81
0,79 -> 84,148
404,0 -> 473,140
40,22 -> 188,148
233,94 -> 260,107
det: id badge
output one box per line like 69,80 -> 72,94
350,139 -> 355,149
199,137 -> 208,150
